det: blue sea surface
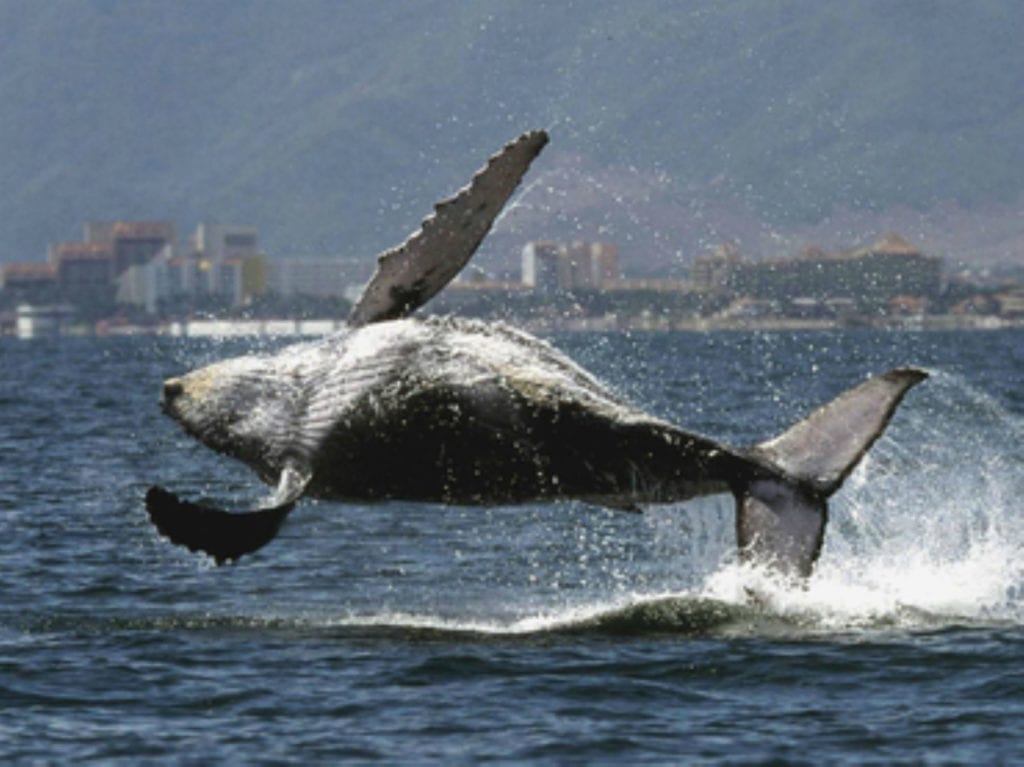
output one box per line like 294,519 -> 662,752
1,328 -> 1023,764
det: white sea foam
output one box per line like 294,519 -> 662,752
699,369 -> 1024,630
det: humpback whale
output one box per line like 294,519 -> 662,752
146,130 -> 926,578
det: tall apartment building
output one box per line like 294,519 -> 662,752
521,241 -> 562,292
49,242 -> 115,305
85,220 -> 176,277
191,224 -> 260,294
522,240 -> 620,292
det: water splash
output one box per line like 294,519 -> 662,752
702,368 -> 1024,630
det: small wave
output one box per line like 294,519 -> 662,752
255,588 -> 1010,639
316,595 -> 755,638
12,582 -> 1018,644
9,596 -> 770,641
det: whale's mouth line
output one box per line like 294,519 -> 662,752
160,397 -> 177,418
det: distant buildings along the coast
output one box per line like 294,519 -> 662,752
691,235 -> 945,319
1,215 -> 1022,336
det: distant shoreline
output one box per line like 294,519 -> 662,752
530,314 -> 1023,334
22,313 -> 1014,339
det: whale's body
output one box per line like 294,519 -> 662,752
146,130 -> 927,576
164,317 -> 750,508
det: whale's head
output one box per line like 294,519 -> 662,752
161,354 -> 303,470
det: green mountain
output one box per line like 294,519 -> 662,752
1,0 -> 1022,275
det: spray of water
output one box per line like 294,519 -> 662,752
702,369 -> 1024,630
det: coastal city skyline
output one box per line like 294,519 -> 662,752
2,213 -> 1022,338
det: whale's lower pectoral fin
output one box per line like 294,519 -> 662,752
145,465 -> 309,564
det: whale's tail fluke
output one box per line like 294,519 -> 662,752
735,368 -> 928,578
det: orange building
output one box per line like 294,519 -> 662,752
85,220 -> 175,276
50,242 -> 115,296
0,262 -> 58,303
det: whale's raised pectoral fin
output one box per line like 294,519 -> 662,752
145,465 -> 310,565
348,130 -> 548,327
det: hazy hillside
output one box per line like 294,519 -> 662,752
2,0 -> 1022,276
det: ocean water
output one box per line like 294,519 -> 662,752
1,328 -> 1023,764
